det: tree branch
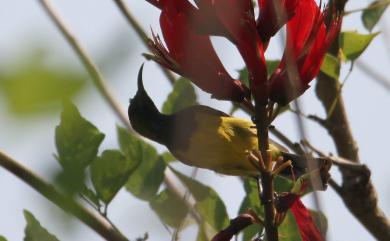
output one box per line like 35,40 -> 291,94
112,0 -> 176,84
254,104 -> 278,241
269,126 -> 305,155
38,0 -> 131,129
314,1 -> 390,238
37,0 -> 204,234
0,151 -> 128,241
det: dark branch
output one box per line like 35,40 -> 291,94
0,151 -> 128,241
315,2 -> 390,237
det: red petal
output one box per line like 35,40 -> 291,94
257,0 -> 300,43
290,199 -> 324,241
161,0 -> 267,102
158,0 -> 249,101
211,0 -> 268,102
269,0 -> 342,104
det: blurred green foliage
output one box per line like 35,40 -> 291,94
0,50 -> 87,115
362,0 -> 389,32
8,14 -> 381,238
23,210 -> 59,241
320,54 -> 341,80
239,178 -> 264,241
278,211 -> 303,241
150,188 -> 190,228
117,126 -> 166,201
162,78 -> 198,115
339,31 -> 380,61
172,168 -> 229,239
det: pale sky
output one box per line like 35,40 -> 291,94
0,1 -> 389,241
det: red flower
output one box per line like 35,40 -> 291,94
256,0 -> 300,45
268,0 -> 342,105
146,0 -> 341,106
291,198 -> 324,241
192,0 -> 269,103
275,193 -> 324,241
147,0 -> 250,102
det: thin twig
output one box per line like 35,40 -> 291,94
315,1 -> 390,236
164,169 -> 202,225
344,0 -> 390,16
291,100 -> 325,234
355,60 -> 390,91
269,126 -> 305,155
327,61 -> 354,119
301,140 -> 368,172
112,0 -> 176,84
38,0 -> 131,130
0,151 -> 128,241
80,193 -> 101,212
328,178 -> 343,196
288,107 -> 328,128
38,0 -> 203,236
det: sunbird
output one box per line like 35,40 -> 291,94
128,65 -> 329,179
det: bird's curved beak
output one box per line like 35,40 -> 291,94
137,63 -> 146,95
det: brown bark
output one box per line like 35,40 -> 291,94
315,30 -> 390,240
254,104 -> 278,241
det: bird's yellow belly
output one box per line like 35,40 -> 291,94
172,139 -> 257,176
170,115 -> 266,176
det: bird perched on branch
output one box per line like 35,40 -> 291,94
128,65 -> 330,181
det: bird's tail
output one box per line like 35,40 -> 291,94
279,152 -> 332,190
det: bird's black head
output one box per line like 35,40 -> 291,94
128,65 -> 169,144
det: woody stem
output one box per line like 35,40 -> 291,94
254,103 -> 278,241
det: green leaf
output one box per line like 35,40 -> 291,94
362,0 -> 389,32
278,211 -> 302,241
339,31 -> 380,61
274,175 -> 293,193
149,189 -> 189,228
237,60 -> 280,88
0,50 -> 86,115
55,101 -> 105,172
171,168 -> 229,232
23,210 -> 60,241
161,151 -> 177,164
290,168 -> 327,195
232,60 -> 280,115
53,169 -> 86,195
162,78 -> 198,115
237,177 -> 292,241
238,68 -> 250,87
239,179 -> 261,214
196,227 -> 208,241
278,209 -> 327,241
266,60 -> 280,76
320,54 -> 340,80
117,126 -> 166,201
310,210 -> 328,236
238,179 -> 263,241
91,149 -> 139,204
0,236 -> 7,241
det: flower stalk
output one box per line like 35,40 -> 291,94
254,103 -> 278,241
143,0 -> 343,240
